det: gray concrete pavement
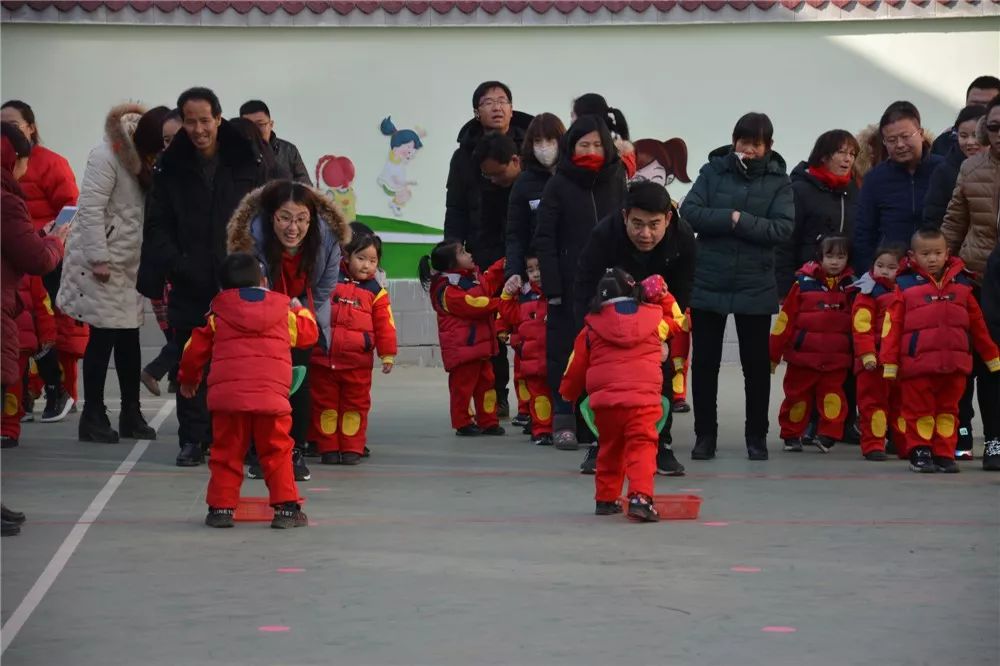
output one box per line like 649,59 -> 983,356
2,364 -> 998,666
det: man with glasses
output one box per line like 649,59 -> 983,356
932,75 -> 1000,157
239,100 -> 311,185
445,81 -> 533,418
140,87 -> 268,466
852,101 -> 943,273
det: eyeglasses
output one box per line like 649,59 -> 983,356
986,122 -> 1000,134
882,130 -> 920,147
833,149 -> 858,159
478,98 -> 511,109
274,212 -> 310,227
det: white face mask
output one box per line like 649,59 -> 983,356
533,140 -> 559,168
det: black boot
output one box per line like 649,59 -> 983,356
1,504 -> 26,524
691,434 -> 717,460
119,404 -> 156,440
2,520 -> 20,536
746,436 -> 769,461
79,407 -> 120,443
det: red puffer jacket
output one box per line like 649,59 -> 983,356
559,298 -> 670,409
16,275 -> 56,353
429,258 -> 505,372
850,272 -> 898,373
177,287 -> 319,415
769,262 -> 855,372
312,271 -> 397,370
55,312 -> 89,356
19,145 -> 78,230
499,283 -> 548,379
882,257 -> 1000,379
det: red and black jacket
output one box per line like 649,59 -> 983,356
499,283 -> 548,379
312,269 -> 397,371
16,275 -> 56,353
429,258 -> 505,372
850,271 -> 898,373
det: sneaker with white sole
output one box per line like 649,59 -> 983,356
40,388 -> 74,423
982,439 -> 1000,471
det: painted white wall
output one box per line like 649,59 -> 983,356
2,19 -> 998,229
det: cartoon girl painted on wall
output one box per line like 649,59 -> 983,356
632,137 -> 691,187
377,116 -> 425,217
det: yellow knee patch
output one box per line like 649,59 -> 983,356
871,409 -> 887,438
320,409 -> 338,435
341,411 -> 362,437
482,389 -> 497,414
916,415 -> 935,441
789,401 -> 808,424
672,373 -> 685,395
3,392 -> 18,416
517,381 -> 530,402
534,395 -> 552,421
823,393 -> 842,420
896,416 -> 907,434
935,413 -> 955,438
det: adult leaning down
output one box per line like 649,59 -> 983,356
227,180 -> 351,474
534,114 -> 626,450
680,112 -> 794,463
58,103 -> 165,444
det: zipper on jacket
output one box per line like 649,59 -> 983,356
839,195 -> 845,233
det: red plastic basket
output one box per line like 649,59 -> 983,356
618,494 -> 702,521
233,497 -> 306,522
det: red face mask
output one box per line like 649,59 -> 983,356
571,152 -> 605,171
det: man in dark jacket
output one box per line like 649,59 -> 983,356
141,87 -> 268,466
574,181 -> 696,475
240,99 -> 312,185
931,75 -> 1000,157
852,101 -> 944,273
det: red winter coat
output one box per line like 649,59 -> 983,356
1,166 -> 63,386
312,271 -> 397,371
770,262 -> 855,372
19,145 -> 78,230
16,275 -> 56,353
429,258 -> 505,372
55,313 -> 89,356
882,257 -> 1000,379
560,298 -> 671,409
850,272 -> 898,373
177,287 -> 319,415
499,283 -> 548,379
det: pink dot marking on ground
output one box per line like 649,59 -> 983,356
762,626 -> 797,633
258,626 -> 290,633
307,487 -> 332,492
276,568 -> 305,573
730,566 -> 762,573
702,521 -> 730,527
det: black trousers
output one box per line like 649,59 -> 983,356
545,303 -> 596,444
82,327 -> 141,412
289,347 -> 311,448
492,340 -> 510,409
691,309 -> 771,439
144,328 -> 179,383
959,353 -> 1000,441
173,328 -> 212,448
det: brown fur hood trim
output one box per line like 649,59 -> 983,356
227,182 -> 352,254
855,123 -> 936,181
105,102 -> 146,176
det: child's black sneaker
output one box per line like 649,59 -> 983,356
580,444 -> 599,474
205,507 -> 234,528
247,463 -> 263,479
783,438 -> 803,453
813,435 -> 835,454
983,439 -> 1000,471
481,425 -> 506,436
626,493 -> 660,523
864,450 -> 888,461
292,449 -> 311,481
933,456 -> 960,474
531,433 -> 554,446
909,446 -> 937,473
1,436 -> 18,449
656,444 -> 686,476
456,425 -> 482,437
40,387 -> 74,423
595,500 -> 622,515
511,413 -> 531,428
340,452 -> 362,465
271,502 -> 307,529
672,399 -> 691,413
320,452 -> 341,465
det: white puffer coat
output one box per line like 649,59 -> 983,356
58,103 -> 147,329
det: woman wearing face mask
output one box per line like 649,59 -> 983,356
923,105 -> 988,227
572,93 -> 636,179
680,112 -> 794,462
534,115 -> 626,451
505,112 -> 565,280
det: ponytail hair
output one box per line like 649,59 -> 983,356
589,268 -> 641,314
573,93 -> 630,141
418,239 -> 463,291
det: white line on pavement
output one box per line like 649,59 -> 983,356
0,400 -> 176,655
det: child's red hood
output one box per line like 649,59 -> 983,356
210,288 -> 290,335
585,298 -> 663,348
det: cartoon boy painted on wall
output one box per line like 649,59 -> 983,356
377,116 -> 424,217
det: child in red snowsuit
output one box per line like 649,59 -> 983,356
499,254 -> 552,446
881,228 -> 1000,474
560,269 -> 681,523
851,245 -> 905,461
1,276 -> 56,446
178,253 -> 319,529
310,234 -> 397,466
419,240 -> 506,436
770,235 -> 855,454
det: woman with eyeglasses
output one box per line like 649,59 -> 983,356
227,180 -> 351,481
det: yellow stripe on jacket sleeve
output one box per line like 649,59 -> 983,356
287,311 -> 299,347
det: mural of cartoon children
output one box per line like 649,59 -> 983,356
377,117 -> 425,217
316,154 -> 357,222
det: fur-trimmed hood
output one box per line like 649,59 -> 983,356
855,123 -> 936,182
105,102 -> 146,177
227,182 -> 352,255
